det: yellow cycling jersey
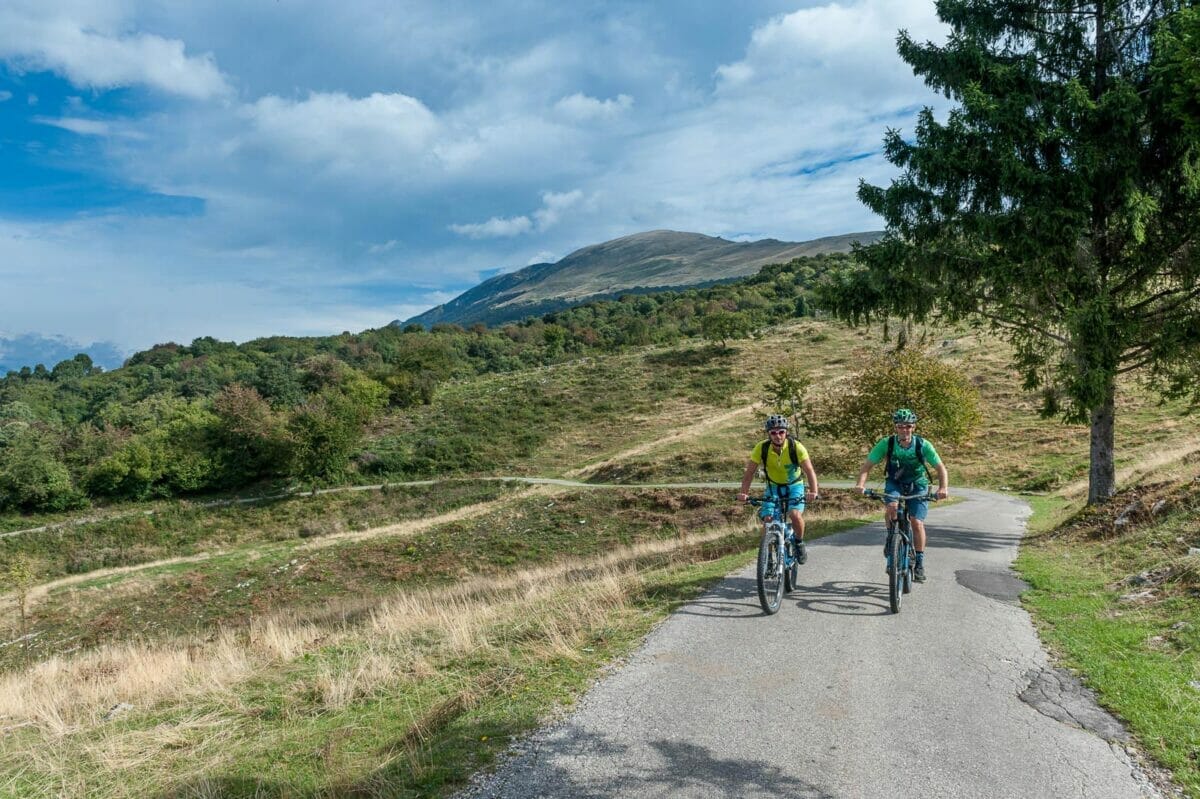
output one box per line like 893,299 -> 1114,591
750,439 -> 810,485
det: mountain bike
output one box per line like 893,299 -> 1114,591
745,494 -> 806,615
863,489 -> 938,614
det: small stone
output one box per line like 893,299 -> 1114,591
1124,572 -> 1153,586
103,702 -> 134,721
1150,499 -> 1168,515
1170,621 -> 1190,632
1190,681 -> 1200,693
1188,548 -> 1200,558
1119,589 -> 1155,603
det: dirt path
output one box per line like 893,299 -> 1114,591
564,403 -> 756,479
14,485 -> 558,611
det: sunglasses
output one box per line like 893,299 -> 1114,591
894,423 -> 915,429
768,429 -> 788,435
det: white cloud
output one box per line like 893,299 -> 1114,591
532,189 -> 584,230
0,4 -> 230,99
238,91 -> 440,176
33,116 -> 146,139
714,0 -> 944,106
367,239 -> 400,255
555,92 -> 633,121
451,189 -> 585,239
0,90 -> 11,102
449,215 -> 533,239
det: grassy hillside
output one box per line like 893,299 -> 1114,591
1,317 -> 1197,797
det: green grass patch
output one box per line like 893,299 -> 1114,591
1016,481 -> 1200,798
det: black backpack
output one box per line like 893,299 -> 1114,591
886,434 -> 929,482
759,436 -> 801,486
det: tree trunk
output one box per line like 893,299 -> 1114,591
1088,388 -> 1116,505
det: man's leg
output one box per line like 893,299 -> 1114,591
789,508 -> 807,563
909,500 -> 929,581
910,518 -> 927,551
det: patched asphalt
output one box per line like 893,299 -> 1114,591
458,488 -> 1165,799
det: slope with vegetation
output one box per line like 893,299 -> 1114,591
0,252 -> 854,519
402,229 -> 882,329
1,307 -> 1197,797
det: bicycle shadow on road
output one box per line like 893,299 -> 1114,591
454,726 -> 837,798
786,579 -> 892,617
676,576 -> 894,619
674,576 -> 772,619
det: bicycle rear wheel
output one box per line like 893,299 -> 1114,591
757,528 -> 785,614
888,530 -> 903,614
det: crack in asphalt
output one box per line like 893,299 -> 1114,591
1019,667 -> 1129,743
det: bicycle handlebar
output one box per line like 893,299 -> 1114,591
862,488 -> 939,501
742,494 -> 819,505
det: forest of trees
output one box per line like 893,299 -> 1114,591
0,253 -> 853,513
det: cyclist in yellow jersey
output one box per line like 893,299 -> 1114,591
737,415 -> 819,563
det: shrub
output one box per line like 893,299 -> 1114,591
805,347 -> 981,446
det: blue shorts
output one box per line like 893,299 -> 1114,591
884,479 -> 928,521
759,482 -> 805,520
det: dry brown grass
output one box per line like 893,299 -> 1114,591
0,519 -> 751,744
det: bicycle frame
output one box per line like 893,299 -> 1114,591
864,489 -> 935,614
747,494 -> 801,615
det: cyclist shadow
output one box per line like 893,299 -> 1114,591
675,576 -> 770,618
786,580 -> 893,616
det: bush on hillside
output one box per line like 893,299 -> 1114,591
805,347 -> 981,446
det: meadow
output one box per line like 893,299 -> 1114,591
1,317 -> 1197,798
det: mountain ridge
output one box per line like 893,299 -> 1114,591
401,229 -> 882,328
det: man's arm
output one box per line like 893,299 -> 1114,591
934,462 -> 949,500
801,458 -> 819,499
736,460 -> 758,502
853,458 -> 874,493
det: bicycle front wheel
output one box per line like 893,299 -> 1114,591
757,529 -> 785,615
888,530 -> 903,614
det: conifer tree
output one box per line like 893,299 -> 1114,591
823,1 -> 1200,503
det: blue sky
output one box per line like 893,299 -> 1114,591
0,0 -> 948,365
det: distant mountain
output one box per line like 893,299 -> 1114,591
0,333 -> 126,374
400,229 -> 882,329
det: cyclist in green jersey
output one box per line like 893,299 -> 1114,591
737,414 -> 820,563
853,409 -> 949,582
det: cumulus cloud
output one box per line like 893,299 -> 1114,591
532,189 -> 584,229
238,91 -> 440,175
0,3 -> 230,99
555,92 -> 633,121
714,0 -> 943,105
451,189 -> 585,239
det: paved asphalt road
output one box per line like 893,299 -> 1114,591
459,488 -> 1165,799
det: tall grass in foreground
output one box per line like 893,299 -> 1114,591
0,512 -> 865,798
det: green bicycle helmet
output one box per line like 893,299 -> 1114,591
764,414 -> 789,431
892,408 -> 918,424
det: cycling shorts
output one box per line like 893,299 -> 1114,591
759,482 -> 805,520
884,479 -> 928,521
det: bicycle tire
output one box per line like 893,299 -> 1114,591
783,535 -> 799,593
902,539 -> 914,594
757,528 -> 785,614
888,529 -> 903,614
901,519 -> 914,594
